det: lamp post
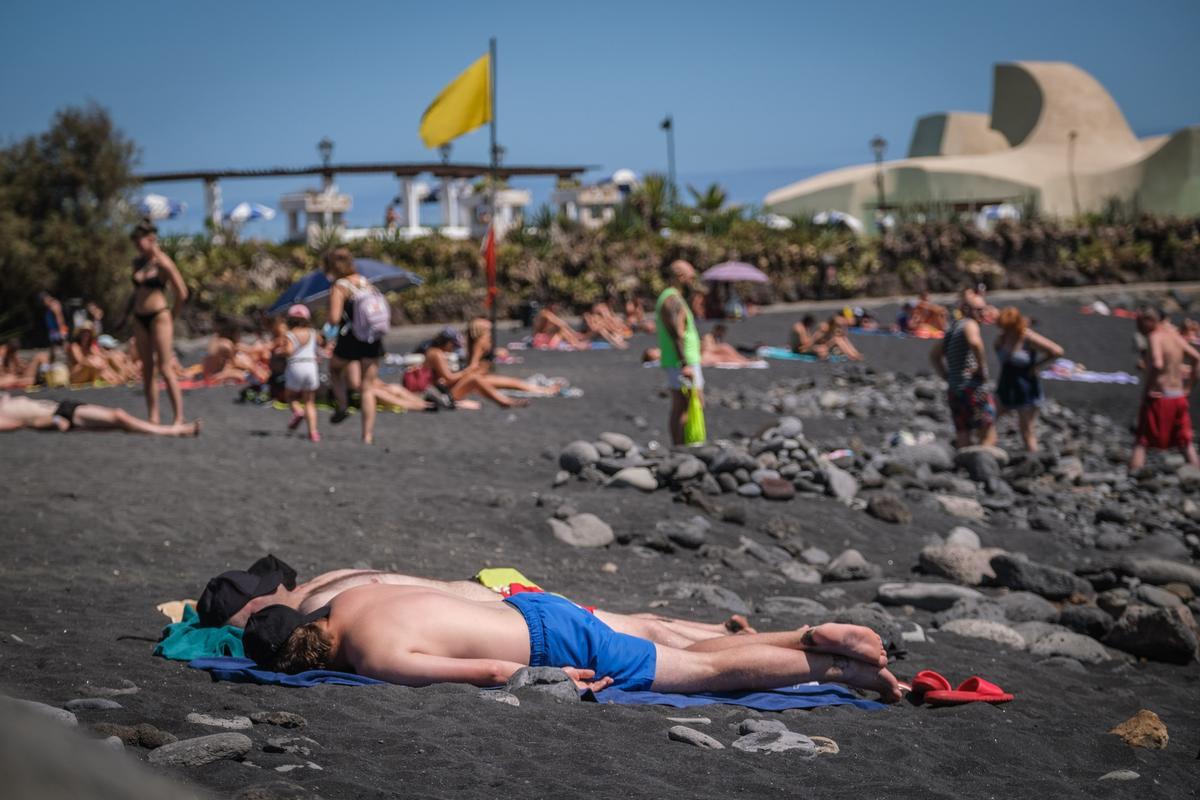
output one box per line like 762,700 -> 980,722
439,143 -> 452,164
1067,130 -> 1080,219
661,114 -> 676,208
870,134 -> 887,212
318,137 -> 334,190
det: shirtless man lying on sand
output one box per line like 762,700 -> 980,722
244,585 -> 901,702
199,556 -> 752,649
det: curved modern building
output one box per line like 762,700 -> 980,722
764,61 -> 1200,223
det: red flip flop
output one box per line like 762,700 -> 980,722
910,670 -> 952,696
925,676 -> 1014,706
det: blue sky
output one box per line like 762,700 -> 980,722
2,0 -> 1197,237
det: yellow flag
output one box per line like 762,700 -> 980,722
419,53 -> 492,149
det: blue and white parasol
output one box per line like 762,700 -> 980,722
138,193 -> 187,220
226,202 -> 277,224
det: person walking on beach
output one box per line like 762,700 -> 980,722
324,248 -> 387,444
38,292 -> 68,363
655,260 -> 704,445
280,304 -> 321,442
129,220 -> 189,423
930,292 -> 996,448
1129,307 -> 1200,471
994,307 -> 1063,453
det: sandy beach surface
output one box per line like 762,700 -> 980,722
2,295 -> 1198,799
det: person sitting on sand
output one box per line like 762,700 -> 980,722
243,584 -> 901,702
908,291 -> 949,333
700,324 -> 753,366
464,318 -> 512,371
420,331 -> 562,408
1129,306 -> 1200,471
0,392 -> 200,436
0,340 -> 48,389
199,555 -> 753,649
790,315 -> 828,358
624,298 -> 655,334
811,315 -> 864,361
202,322 -> 268,384
532,304 -> 592,350
67,323 -> 122,385
582,301 -> 632,349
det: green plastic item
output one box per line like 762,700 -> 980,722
684,386 -> 707,445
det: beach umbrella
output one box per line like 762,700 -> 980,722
702,261 -> 769,283
974,203 -> 1021,230
138,193 -> 186,220
812,210 -> 865,234
267,258 -> 423,313
226,202 -> 277,224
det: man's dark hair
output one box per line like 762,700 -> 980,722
802,315 -> 815,327
130,219 -> 158,241
272,623 -> 333,673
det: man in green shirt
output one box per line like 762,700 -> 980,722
654,260 -> 704,445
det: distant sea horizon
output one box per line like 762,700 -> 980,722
150,163 -> 833,242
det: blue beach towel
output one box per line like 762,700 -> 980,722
756,346 -> 847,363
188,657 -> 384,687
189,656 -> 884,711
587,683 -> 886,711
154,605 -> 244,661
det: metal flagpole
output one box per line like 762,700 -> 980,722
487,36 -> 499,359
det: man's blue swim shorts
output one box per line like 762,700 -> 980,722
503,592 -> 657,690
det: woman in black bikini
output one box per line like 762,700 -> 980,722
130,220 -> 189,423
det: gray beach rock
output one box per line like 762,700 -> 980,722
1029,631 -> 1111,664
148,732 -> 253,767
668,726 -> 724,749
945,526 -> 982,549
479,690 -> 520,707
919,544 -> 1001,586
866,493 -> 913,524
876,582 -> 983,611
548,513 -> 615,548
1011,621 -> 1074,647
1098,770 -> 1140,782
1119,557 -> 1200,592
990,554 -> 1093,600
823,549 -> 879,582
932,597 -> 1007,626
609,467 -> 658,491
599,432 -> 634,452
505,667 -> 580,702
64,698 -> 122,712
1136,584 -> 1183,608
732,730 -> 817,755
250,711 -> 307,729
3,698 -> 77,727
779,562 -> 822,585
760,477 -> 796,501
935,495 -> 986,521
737,482 -> 763,498
997,591 -> 1059,623
1105,604 -> 1199,664
890,442 -> 954,471
673,456 -> 706,481
823,463 -> 859,504
759,596 -> 829,617
738,718 -> 788,735
186,713 -> 252,730
559,441 -> 600,474
1057,605 -> 1116,639
940,619 -> 1027,649
657,517 -> 710,549
657,582 -> 751,615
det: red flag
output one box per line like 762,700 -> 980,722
483,224 -> 497,308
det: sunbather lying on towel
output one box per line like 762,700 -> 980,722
198,556 -> 752,649
244,585 -> 901,701
0,392 -> 201,436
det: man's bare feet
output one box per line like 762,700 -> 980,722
800,623 -> 887,667
724,615 -> 757,634
828,658 -> 902,703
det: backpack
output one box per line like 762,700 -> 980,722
341,279 -> 391,343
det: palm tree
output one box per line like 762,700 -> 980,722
631,173 -> 670,232
688,183 -> 727,213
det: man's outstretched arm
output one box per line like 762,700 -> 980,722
355,651 -> 526,687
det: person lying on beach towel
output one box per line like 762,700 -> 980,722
0,340 -> 48,389
531,304 -> 593,350
700,324 -> 757,367
0,392 -> 201,436
243,585 -> 901,701
197,556 -> 752,649
582,302 -> 632,349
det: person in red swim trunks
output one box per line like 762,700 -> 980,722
1130,307 -> 1200,470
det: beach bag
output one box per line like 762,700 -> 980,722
344,280 -> 391,343
684,387 -> 707,445
403,365 -> 433,394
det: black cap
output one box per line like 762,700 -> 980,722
243,604 -> 331,667
196,555 -> 298,627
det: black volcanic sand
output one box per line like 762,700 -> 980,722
2,298 -> 1198,799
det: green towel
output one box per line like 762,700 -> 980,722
153,604 -> 244,661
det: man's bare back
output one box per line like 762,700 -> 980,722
1145,324 -> 1199,395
